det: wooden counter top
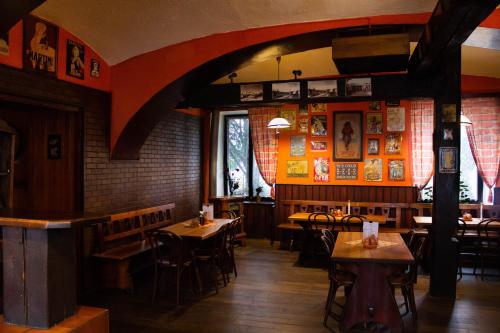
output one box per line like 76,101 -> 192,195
0,210 -> 109,229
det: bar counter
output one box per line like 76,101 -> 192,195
0,210 -> 109,229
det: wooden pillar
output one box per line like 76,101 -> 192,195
430,47 -> 461,298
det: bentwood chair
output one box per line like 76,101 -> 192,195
477,219 -> 500,280
227,217 -> 242,279
340,214 -> 366,232
221,210 -> 246,246
455,218 -> 480,279
301,213 -> 335,263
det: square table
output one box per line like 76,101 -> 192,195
161,218 -> 233,240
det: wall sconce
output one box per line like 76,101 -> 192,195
267,117 -> 290,134
292,70 -> 302,80
228,72 -> 237,83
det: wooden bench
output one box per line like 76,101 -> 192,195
410,203 -> 500,220
93,203 -> 175,291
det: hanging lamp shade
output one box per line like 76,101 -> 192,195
267,117 -> 291,129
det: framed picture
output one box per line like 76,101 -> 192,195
335,163 -> 358,180
298,104 -> 308,115
314,158 -> 330,182
369,101 -> 381,110
290,135 -> 306,156
308,80 -> 338,98
442,104 -> 456,123
388,160 -> 405,181
0,32 -> 9,56
387,107 -> 405,132
280,109 -> 296,131
333,111 -> 363,161
272,82 -> 300,100
47,134 -> 61,160
297,119 -> 308,133
364,158 -> 382,182
345,78 -> 371,97
367,138 -> 379,155
240,83 -> 263,101
23,16 -> 58,74
311,115 -> 327,136
287,160 -> 308,177
90,59 -> 101,78
439,147 -> 457,173
385,133 -> 402,154
309,103 -> 327,113
310,141 -> 327,152
366,112 -> 382,134
66,40 -> 85,79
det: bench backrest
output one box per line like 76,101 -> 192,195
410,203 -> 500,218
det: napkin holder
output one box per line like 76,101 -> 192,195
202,203 -> 214,220
362,221 -> 379,249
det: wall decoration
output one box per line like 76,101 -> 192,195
364,158 -> 382,181
23,16 -> 58,74
366,112 -> 382,134
314,158 -> 330,182
279,109 -> 296,131
47,134 -> 61,160
439,147 -> 457,173
385,99 -> 400,106
297,119 -> 308,133
443,128 -> 453,140
66,40 -> 85,79
0,32 -> 9,56
308,80 -> 338,98
310,141 -> 327,152
90,59 -> 101,78
309,103 -> 327,113
240,83 -> 263,101
345,78 -> 371,97
388,160 -> 405,181
298,104 -> 308,115
333,111 -> 362,161
387,107 -> 405,131
311,115 -> 327,136
385,133 -> 402,154
272,82 -> 300,100
367,138 -> 380,155
369,101 -> 381,110
335,163 -> 358,180
287,160 -> 308,177
290,135 -> 306,156
442,104 -> 456,122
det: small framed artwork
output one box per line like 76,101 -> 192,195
311,141 -> 327,152
66,39 -> 85,79
367,139 -> 379,155
48,134 -> 61,159
388,160 -> 405,181
297,119 -> 308,133
333,111 -> 363,161
308,80 -> 338,98
298,104 -> 308,116
23,16 -> 58,75
90,59 -> 101,78
366,112 -> 382,134
280,109 -> 296,131
0,32 -> 9,56
335,163 -> 358,180
442,104 -> 456,123
345,78 -> 371,97
364,158 -> 382,182
369,101 -> 381,110
311,115 -> 327,136
272,82 -> 300,100
314,158 -> 330,182
385,133 -> 402,154
439,147 -> 457,173
287,160 -> 308,177
240,83 -> 263,101
309,103 -> 327,113
387,107 -> 405,131
290,135 -> 306,156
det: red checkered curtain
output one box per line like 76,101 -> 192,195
410,99 -> 434,196
248,107 -> 279,198
462,97 -> 500,203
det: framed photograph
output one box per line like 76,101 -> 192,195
309,103 -> 327,113
367,139 -> 379,155
47,134 -> 61,160
385,133 -> 402,154
308,80 -> 338,98
90,59 -> 101,78
333,111 -> 363,161
240,83 -> 263,101
369,101 -> 381,110
442,104 -> 456,123
311,115 -> 327,136
66,40 -> 85,79
366,112 -> 382,134
287,160 -> 308,177
297,119 -> 308,133
272,82 -> 300,100
314,158 -> 330,182
439,147 -> 457,173
290,135 -> 306,156
364,158 -> 382,182
345,78 -> 371,97
335,163 -> 358,180
0,32 -> 9,56
388,160 -> 405,181
311,141 -> 327,152
298,104 -> 308,115
387,107 -> 405,132
24,16 -> 58,74
280,109 -> 296,131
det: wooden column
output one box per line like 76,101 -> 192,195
430,48 -> 461,298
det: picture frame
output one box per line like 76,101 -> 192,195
442,104 -> 457,123
309,103 -> 327,113
335,163 -> 358,180
240,83 -> 263,101
298,104 -> 308,116
0,32 -> 9,56
66,39 -> 85,79
310,141 -> 327,152
23,16 -> 58,75
387,107 -> 405,132
367,138 -> 380,155
308,80 -> 338,98
439,147 -> 457,173
287,160 -> 308,177
369,101 -> 381,110
290,135 -> 306,156
388,159 -> 405,181
314,158 -> 330,182
90,59 -> 101,78
364,158 -> 382,182
280,109 -> 296,131
272,82 -> 300,100
366,112 -> 382,134
345,78 -> 371,97
385,133 -> 402,154
333,111 -> 363,161
297,119 -> 308,134
311,115 -> 327,136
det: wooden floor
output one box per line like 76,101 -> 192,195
83,240 -> 500,333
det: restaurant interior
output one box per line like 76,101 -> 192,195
0,1 -> 499,332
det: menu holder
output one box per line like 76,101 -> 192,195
202,203 -> 214,220
362,221 -> 379,249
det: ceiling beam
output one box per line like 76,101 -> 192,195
0,0 -> 46,34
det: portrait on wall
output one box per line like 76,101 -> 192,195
240,83 -> 263,101
314,158 -> 330,182
0,32 -> 9,56
66,40 -> 85,79
309,103 -> 327,113
367,138 -> 379,155
387,107 -> 405,132
47,134 -> 61,160
280,109 -> 296,131
311,115 -> 327,136
439,147 -> 457,173
310,141 -> 327,152
385,133 -> 402,154
287,160 -> 308,177
335,163 -> 358,180
388,160 -> 405,181
345,78 -> 371,97
308,80 -> 338,98
272,82 -> 300,100
297,118 -> 308,133
364,158 -> 382,182
366,112 -> 382,134
333,111 -> 362,161
90,59 -> 101,78
290,135 -> 306,157
23,16 -> 58,74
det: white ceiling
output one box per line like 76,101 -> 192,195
33,0 -> 437,65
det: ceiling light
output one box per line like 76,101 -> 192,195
267,117 -> 290,132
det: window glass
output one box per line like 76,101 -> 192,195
460,124 -> 478,202
226,117 -> 249,196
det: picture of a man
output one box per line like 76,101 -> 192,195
0,32 -> 8,56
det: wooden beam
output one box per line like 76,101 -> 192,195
0,0 -> 45,34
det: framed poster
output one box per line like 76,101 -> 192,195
314,158 -> 330,182
0,32 -> 8,56
240,83 -> 263,101
90,59 -> 101,78
364,158 -> 382,182
388,160 -> 405,181
366,112 -> 382,134
367,138 -> 379,155
309,103 -> 327,113
66,40 -> 85,79
387,107 -> 405,131
333,111 -> 363,161
308,80 -> 338,98
48,134 -> 61,159
335,163 -> 358,180
290,135 -> 306,156
345,78 -> 371,96
311,115 -> 327,136
287,160 -> 308,177
385,133 -> 402,154
310,141 -> 327,152
298,104 -> 308,116
280,109 -> 296,131
297,119 -> 308,133
442,104 -> 456,123
24,16 -> 58,74
439,147 -> 457,173
272,82 -> 300,100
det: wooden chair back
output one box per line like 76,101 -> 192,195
147,230 -> 184,268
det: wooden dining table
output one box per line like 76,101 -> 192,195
332,232 -> 414,332
160,218 -> 233,240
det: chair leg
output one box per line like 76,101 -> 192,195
231,248 -> 238,278
290,231 -> 295,252
323,282 -> 339,327
211,258 -> 219,294
192,259 -> 203,294
176,268 -> 181,306
324,281 -> 333,310
401,286 -> 409,316
408,284 -> 418,327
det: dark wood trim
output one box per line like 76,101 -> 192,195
0,0 -> 45,35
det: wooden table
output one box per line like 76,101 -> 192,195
413,216 -> 485,228
288,212 -> 387,224
161,218 -> 233,240
332,232 -> 414,332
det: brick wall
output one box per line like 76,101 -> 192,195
84,104 -> 202,221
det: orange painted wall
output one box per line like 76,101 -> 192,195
276,101 -> 412,187
462,75 -> 500,95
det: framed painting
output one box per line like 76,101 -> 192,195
287,160 -> 308,177
240,83 -> 263,101
66,39 -> 85,79
439,147 -> 457,173
311,115 -> 327,136
366,112 -> 382,134
308,80 -> 338,98
385,133 -> 402,154
290,135 -> 306,156
335,163 -> 358,180
367,138 -> 379,155
23,16 -> 58,75
333,111 -> 363,161
314,158 -> 330,182
345,78 -> 371,96
310,141 -> 327,152
280,109 -> 296,131
364,158 -> 382,182
272,82 -> 300,100
90,59 -> 101,78
388,159 -> 405,181
297,118 -> 308,133
309,103 -> 327,113
0,32 -> 8,56
387,107 -> 405,132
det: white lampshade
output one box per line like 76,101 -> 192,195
267,117 -> 291,129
